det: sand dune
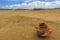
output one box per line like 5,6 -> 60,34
0,9 -> 60,40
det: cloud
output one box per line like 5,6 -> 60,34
1,1 -> 60,9
52,1 -> 60,8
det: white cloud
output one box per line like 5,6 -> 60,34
2,1 -> 60,9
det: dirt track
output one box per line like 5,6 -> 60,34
0,9 -> 60,40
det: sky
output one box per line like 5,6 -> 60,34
0,0 -> 60,9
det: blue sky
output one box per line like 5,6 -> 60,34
1,0 -> 35,7
0,0 -> 23,7
0,0 -> 54,7
0,0 -> 60,9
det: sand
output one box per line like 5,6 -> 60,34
0,9 -> 60,40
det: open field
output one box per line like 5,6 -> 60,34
0,9 -> 60,40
